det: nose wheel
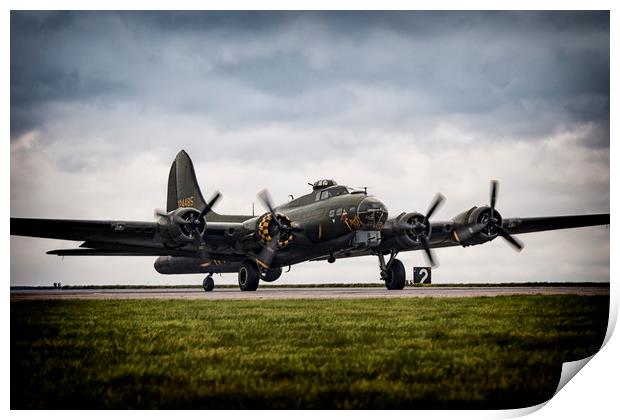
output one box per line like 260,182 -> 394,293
203,275 -> 214,292
377,252 -> 406,290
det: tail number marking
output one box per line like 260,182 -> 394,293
178,196 -> 195,208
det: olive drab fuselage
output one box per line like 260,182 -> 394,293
236,181 -> 390,268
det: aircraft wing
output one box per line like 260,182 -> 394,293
417,212 -> 610,259
427,212 -> 609,248
501,214 -> 609,234
319,212 -> 609,262
11,218 -> 158,243
10,217 -> 192,257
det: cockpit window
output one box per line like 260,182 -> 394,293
329,186 -> 349,197
318,186 -> 350,201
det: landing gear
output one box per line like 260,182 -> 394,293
203,275 -> 214,292
260,267 -> 282,282
384,260 -> 406,290
238,261 -> 260,291
377,252 -> 405,290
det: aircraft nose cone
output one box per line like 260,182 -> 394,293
357,197 -> 388,229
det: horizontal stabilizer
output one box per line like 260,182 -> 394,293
47,249 -> 154,256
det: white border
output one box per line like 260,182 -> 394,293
4,2 -> 616,419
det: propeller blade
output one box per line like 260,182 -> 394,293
426,193 -> 445,220
256,230 -> 281,269
490,180 -> 498,211
496,225 -> 524,251
257,189 -> 276,215
288,223 -> 304,233
173,214 -> 191,225
189,191 -> 222,249
199,191 -> 222,219
257,189 -> 285,230
155,209 -> 190,225
420,236 -> 438,268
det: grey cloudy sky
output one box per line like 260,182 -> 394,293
10,11 -> 609,286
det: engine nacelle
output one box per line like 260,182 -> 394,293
382,212 -> 431,249
157,207 -> 204,247
254,212 -> 295,249
453,206 -> 503,242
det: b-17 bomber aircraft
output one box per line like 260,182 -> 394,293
11,150 -> 610,291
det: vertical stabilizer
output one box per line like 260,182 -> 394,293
166,150 -> 209,213
166,160 -> 178,212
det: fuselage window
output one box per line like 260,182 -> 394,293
336,208 -> 343,216
320,190 -> 330,200
315,192 -> 321,202
329,209 -> 335,218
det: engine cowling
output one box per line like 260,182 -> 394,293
255,212 -> 296,249
452,181 -> 524,251
452,205 -> 503,243
383,212 -> 431,249
470,206 -> 503,238
157,207 -> 205,247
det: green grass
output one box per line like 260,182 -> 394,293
11,295 -> 609,409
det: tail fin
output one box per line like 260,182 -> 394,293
166,150 -> 216,215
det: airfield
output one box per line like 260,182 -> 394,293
11,284 -> 610,409
10,284 -> 609,301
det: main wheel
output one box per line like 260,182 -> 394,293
238,261 -> 260,291
384,259 -> 406,290
203,275 -> 214,292
261,267 -> 282,282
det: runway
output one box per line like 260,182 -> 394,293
10,285 -> 609,301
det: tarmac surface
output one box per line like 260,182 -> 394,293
10,286 -> 609,301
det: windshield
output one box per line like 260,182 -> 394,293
345,186 -> 365,194
322,186 -> 349,198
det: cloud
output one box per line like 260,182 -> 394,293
10,11 -> 609,286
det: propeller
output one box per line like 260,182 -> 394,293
400,193 -> 445,268
496,225 -> 524,251
255,189 -> 302,268
257,189 -> 284,231
256,230 -> 281,270
455,180 -> 523,251
198,191 -> 222,224
187,191 -> 222,253
155,191 -> 222,254
154,209 -> 188,226
426,193 -> 445,221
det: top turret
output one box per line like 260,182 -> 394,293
311,179 -> 338,191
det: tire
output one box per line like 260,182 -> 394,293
203,275 -> 214,292
261,267 -> 282,282
384,259 -> 406,290
238,261 -> 260,291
